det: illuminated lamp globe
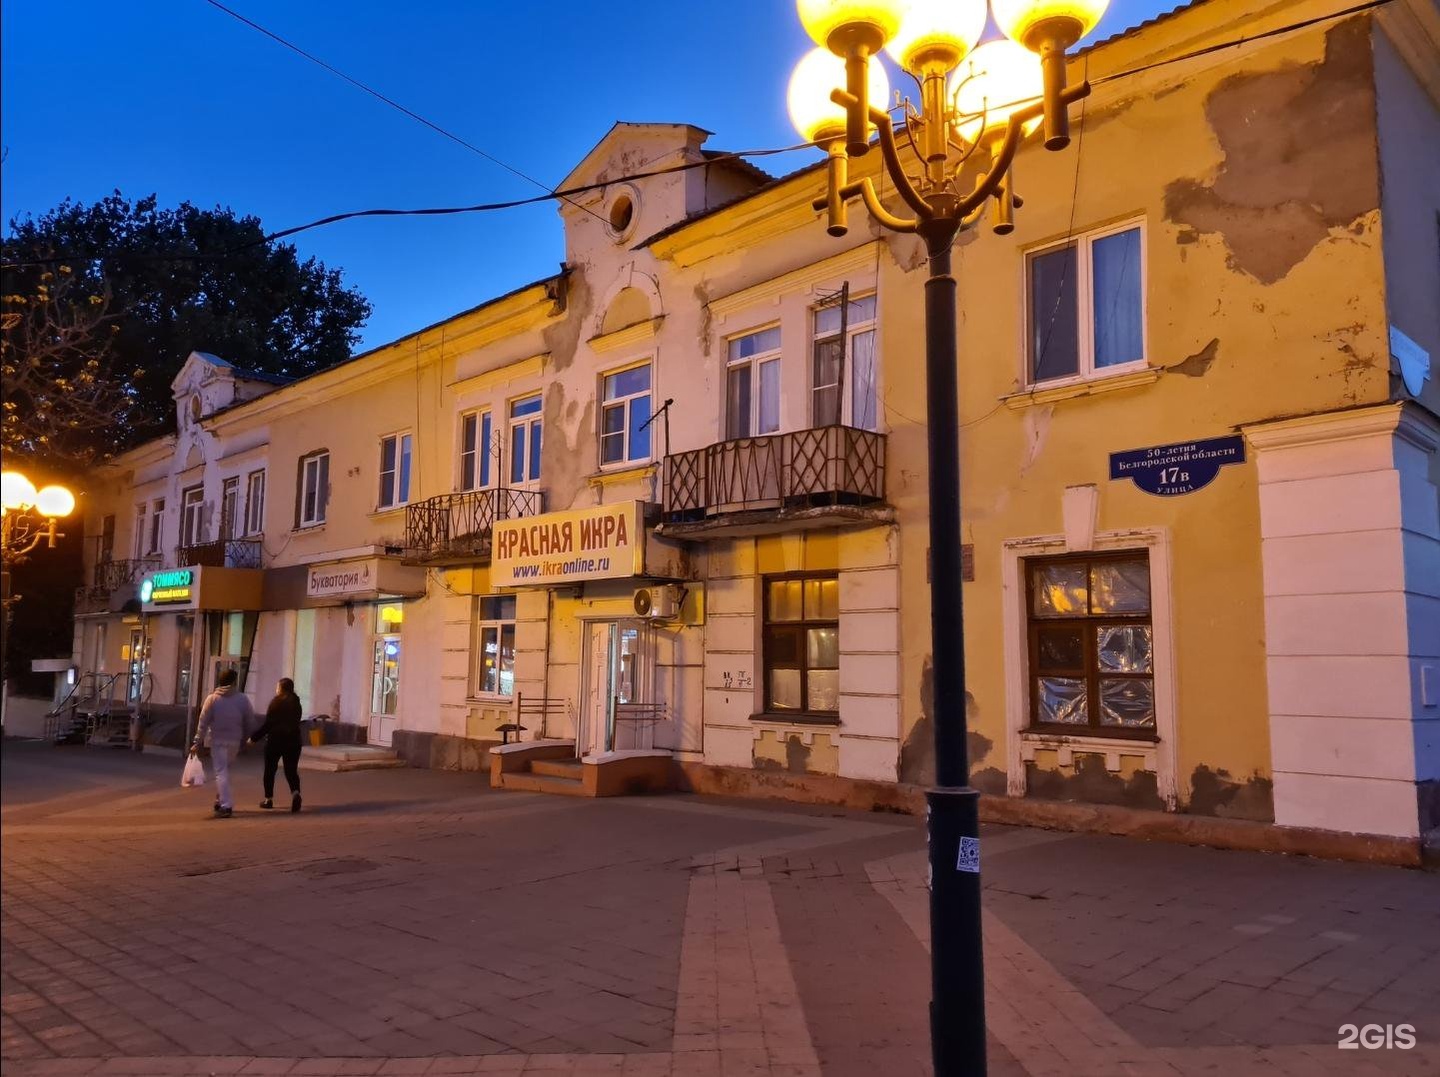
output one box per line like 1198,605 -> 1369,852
992,0 -> 1109,51
35,485 -> 75,518
884,0 -> 986,75
788,47 -> 891,143
797,0 -> 906,55
1,471 -> 37,511
950,40 -> 1045,144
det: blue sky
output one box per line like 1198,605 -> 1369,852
1,1 -> 1183,351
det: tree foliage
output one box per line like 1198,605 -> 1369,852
2,193 -> 371,466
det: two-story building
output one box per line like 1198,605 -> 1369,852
71,0 -> 1439,856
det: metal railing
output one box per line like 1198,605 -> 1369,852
662,425 -> 886,523
93,556 -> 161,592
175,537 -> 263,569
404,487 -> 545,562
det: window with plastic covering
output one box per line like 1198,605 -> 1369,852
1025,551 -> 1156,737
762,574 -> 840,718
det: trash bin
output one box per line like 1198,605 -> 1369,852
305,717 -> 326,747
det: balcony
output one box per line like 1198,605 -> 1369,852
660,425 -> 890,538
175,538 -> 264,569
404,487 -> 545,564
74,556 -> 162,615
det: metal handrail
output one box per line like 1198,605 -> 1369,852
175,537 -> 263,569
404,487 -> 545,561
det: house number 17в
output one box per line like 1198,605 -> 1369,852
1109,434 -> 1246,497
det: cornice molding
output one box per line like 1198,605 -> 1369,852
449,354 -> 548,393
1241,403 -> 1409,451
708,243 -> 882,321
588,316 -> 664,354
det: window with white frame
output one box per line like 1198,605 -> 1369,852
298,450 -> 329,527
726,327 -> 781,440
378,432 -> 413,509
133,503 -> 147,558
812,293 -> 878,430
1027,221 -> 1145,384
508,395 -> 543,486
220,476 -> 240,539
180,486 -> 205,546
244,470 -> 265,535
473,594 -> 517,698
460,410 -> 494,491
600,363 -> 652,466
148,499 -> 165,554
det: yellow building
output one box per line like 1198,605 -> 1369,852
70,0 -> 1438,855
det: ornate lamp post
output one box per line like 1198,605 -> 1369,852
2,470 -> 76,561
786,1 -> 1106,1072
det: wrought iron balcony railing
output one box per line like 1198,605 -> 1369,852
175,537 -> 264,569
93,556 -> 162,592
662,425 -> 886,524
404,487 -> 545,563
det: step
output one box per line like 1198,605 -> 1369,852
299,757 -> 408,773
496,771 -> 592,797
297,744 -> 406,773
529,758 -> 583,780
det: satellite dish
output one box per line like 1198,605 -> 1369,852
1390,325 -> 1431,398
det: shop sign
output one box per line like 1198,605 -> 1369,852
140,569 -> 193,605
1109,435 -> 1245,496
492,501 -> 644,586
307,561 -> 376,598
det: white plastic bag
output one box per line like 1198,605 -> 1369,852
181,752 -> 207,788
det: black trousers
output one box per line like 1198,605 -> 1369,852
263,736 -> 302,799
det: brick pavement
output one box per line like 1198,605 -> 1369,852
2,743 -> 1438,1075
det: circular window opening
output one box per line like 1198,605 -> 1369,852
608,195 -> 634,237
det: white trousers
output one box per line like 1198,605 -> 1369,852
210,742 -> 240,809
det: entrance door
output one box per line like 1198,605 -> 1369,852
126,628 -> 146,702
367,604 -> 404,746
581,620 -> 648,756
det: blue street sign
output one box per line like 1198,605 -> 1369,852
1109,435 -> 1246,496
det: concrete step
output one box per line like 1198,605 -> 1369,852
298,744 -> 406,773
529,758 -> 582,780
496,771 -> 591,797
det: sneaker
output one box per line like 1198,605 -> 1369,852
259,799 -> 274,810
216,807 -> 233,819
291,793 -> 302,814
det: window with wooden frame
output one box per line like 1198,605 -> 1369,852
472,594 -> 517,698
148,499 -> 165,554
180,487 -> 204,546
1026,220 -> 1145,385
133,503 -> 147,558
762,574 -> 840,717
1026,550 -> 1155,737
244,470 -> 265,536
220,476 -> 240,539
811,293 -> 877,431
726,326 -> 781,440
297,450 -> 329,528
459,410 -> 494,491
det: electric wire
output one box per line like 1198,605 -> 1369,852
2,0 -> 1394,271
199,0 -> 606,225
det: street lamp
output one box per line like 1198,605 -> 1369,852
787,1 -> 1105,1073
2,470 -> 76,560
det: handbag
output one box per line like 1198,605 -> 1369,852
180,752 -> 207,788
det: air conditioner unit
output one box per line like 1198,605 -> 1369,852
634,585 -> 680,619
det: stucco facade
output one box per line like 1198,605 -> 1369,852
68,0 -> 1439,848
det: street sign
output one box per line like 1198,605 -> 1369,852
1109,435 -> 1246,496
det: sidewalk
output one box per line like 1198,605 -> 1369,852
2,743 -> 1436,1075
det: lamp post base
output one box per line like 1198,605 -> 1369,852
927,784 -> 988,1075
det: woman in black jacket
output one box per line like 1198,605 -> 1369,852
250,678 -> 303,812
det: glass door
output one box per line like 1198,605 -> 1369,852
367,604 -> 404,746
581,620 -> 649,756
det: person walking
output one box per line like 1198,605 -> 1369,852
250,677 -> 304,813
191,668 -> 255,818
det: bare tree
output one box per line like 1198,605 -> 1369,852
1,266 -> 141,468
